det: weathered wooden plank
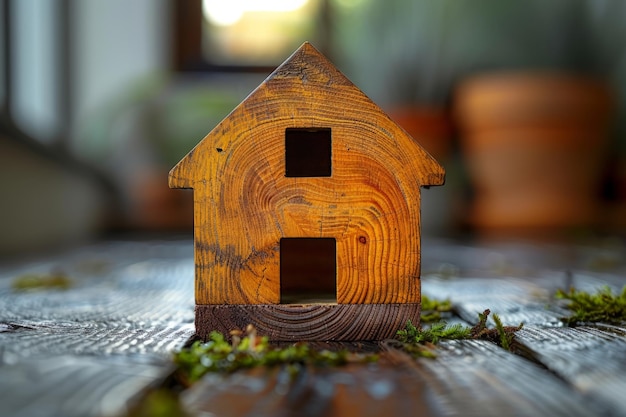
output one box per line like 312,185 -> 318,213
0,259 -> 195,359
0,321 -> 194,359
421,238 -> 626,279
422,275 -> 566,326
0,257 -> 194,322
2,238 -> 625,417
420,269 -> 626,416
0,240 -> 196,417
422,272 -> 624,327
183,362 -> 435,417
391,340 -> 610,417
516,326 -> 626,416
183,339 -> 606,417
0,355 -> 168,417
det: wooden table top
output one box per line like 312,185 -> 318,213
1,237 -> 625,417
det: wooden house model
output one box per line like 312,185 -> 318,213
169,42 -> 445,341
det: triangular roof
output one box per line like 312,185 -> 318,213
169,42 -> 444,189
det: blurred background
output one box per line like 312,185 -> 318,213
1,0 -> 626,256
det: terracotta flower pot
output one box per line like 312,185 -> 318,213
388,107 -> 452,161
127,169 -> 193,230
455,72 -> 614,233
388,107 -> 457,235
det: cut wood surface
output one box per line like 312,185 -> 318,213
169,43 -> 445,306
195,303 -> 420,341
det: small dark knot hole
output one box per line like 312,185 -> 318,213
216,148 -> 223,153
358,236 -> 367,244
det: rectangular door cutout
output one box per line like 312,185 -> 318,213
285,128 -> 332,177
280,238 -> 336,304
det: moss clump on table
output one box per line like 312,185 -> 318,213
173,325 -> 378,385
556,285 -> 626,325
397,309 -> 524,355
12,272 -> 72,291
172,297 -> 476,381
126,389 -> 189,417
127,299 -> 525,416
420,295 -> 454,323
174,307 -> 525,384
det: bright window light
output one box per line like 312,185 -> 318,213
201,0 -> 318,66
203,0 -> 310,26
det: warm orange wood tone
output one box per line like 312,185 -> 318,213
169,42 -> 444,338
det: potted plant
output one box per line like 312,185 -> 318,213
455,72 -> 614,233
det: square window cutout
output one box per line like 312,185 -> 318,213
285,128 -> 331,177
280,238 -> 336,304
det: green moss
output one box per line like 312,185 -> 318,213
469,309 -> 523,348
126,389 -> 189,417
492,313 -> 513,350
173,326 -> 378,385
396,309 -> 523,357
556,285 -> 626,325
173,297 -> 525,386
12,272 -> 72,291
469,309 -> 490,338
420,295 -> 453,323
141,297 -> 525,413
396,341 -> 438,359
397,319 -> 470,344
